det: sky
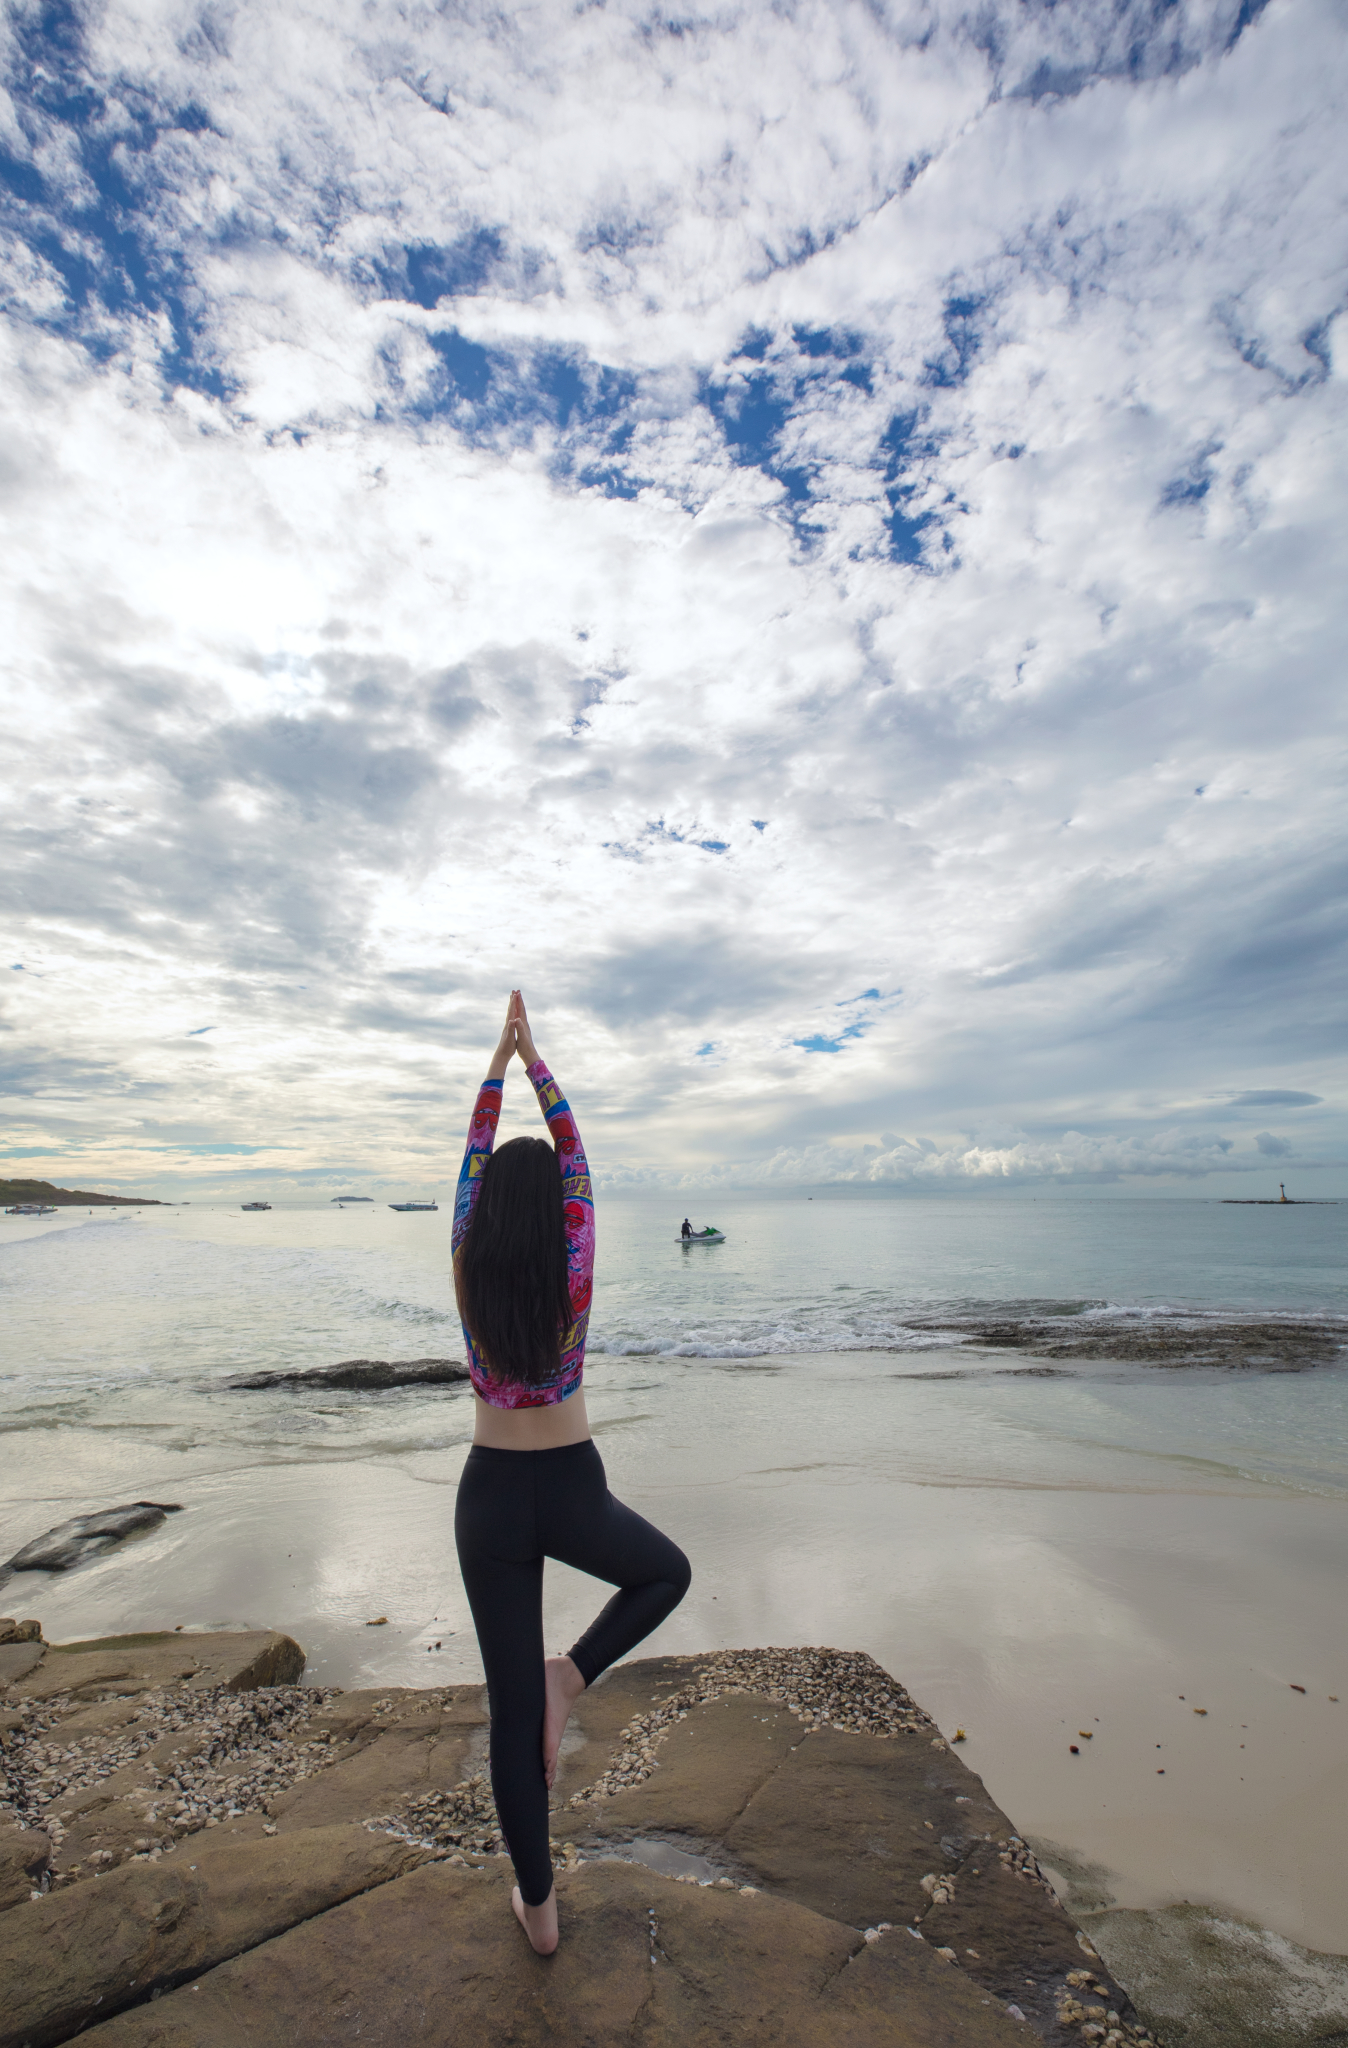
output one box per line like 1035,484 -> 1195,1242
2,0 -> 1346,1198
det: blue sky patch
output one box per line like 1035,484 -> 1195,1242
923,293 -> 988,390
881,410 -> 942,565
1,5 -> 227,393
1160,440 -> 1221,508
376,232 -> 505,307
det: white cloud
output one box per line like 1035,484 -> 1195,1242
1,0 -> 1345,1193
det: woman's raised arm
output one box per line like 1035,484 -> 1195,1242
514,994 -> 594,1342
453,992 -> 518,1255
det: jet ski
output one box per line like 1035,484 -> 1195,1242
677,1226 -> 725,1243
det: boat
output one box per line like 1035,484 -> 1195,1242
5,1202 -> 58,1215
677,1226 -> 725,1243
241,1201 -> 272,1212
331,1196 -> 373,1203
389,1199 -> 439,1213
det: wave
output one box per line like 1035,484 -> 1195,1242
588,1299 -> 1348,1368
367,1297 -> 457,1327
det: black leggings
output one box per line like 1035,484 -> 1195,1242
454,1438 -> 691,1905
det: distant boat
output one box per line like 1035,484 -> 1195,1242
331,1196 -> 373,1203
5,1202 -> 57,1216
241,1201 -> 272,1212
389,1199 -> 438,1213
678,1226 -> 725,1244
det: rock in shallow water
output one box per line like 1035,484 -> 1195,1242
0,1507 -> 183,1585
227,1357 -> 471,1391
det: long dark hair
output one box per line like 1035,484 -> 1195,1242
455,1136 -> 572,1385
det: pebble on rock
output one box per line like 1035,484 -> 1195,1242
566,1647 -> 939,1811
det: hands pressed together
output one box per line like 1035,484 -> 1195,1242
487,989 -> 540,1080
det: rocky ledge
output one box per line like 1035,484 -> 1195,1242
227,1356 -> 472,1391
904,1312 -> 1346,1372
0,1625 -> 1157,2047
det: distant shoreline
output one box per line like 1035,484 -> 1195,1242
0,1178 -> 163,1208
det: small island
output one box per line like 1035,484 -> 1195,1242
0,1179 -> 163,1208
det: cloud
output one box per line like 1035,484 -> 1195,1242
743,1127 -> 1248,1187
1254,1131 -> 1292,1157
1230,1090 -> 1322,1108
1,0 -> 1346,1193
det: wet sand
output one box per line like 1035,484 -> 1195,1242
3,1346 -> 1345,1959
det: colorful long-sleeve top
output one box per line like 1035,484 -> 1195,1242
452,1060 -> 594,1408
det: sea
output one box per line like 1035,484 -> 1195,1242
3,1190 -> 1346,1494
3,1192 -> 1347,1952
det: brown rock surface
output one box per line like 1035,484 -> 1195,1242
552,1651 -> 705,1802
577,1689 -> 800,1845
0,1826 -> 51,1911
0,1620 -> 43,1646
267,1686 -> 489,1834
0,1644 -> 1160,2047
78,1859 -> 1030,2048
0,1642 -> 45,1685
0,1824 -> 430,2048
720,1720 -> 1004,1922
11,1630 -> 304,1704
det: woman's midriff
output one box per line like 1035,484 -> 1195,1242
471,1388 -> 593,1450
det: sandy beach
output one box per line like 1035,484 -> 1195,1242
6,1342 -> 1346,1962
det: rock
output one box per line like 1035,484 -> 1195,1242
3,1670 -> 484,1891
0,1827 -> 51,1912
574,1689 -> 798,1841
2,1632 -> 309,1883
0,1824 -> 432,2048
1082,1904 -> 1348,2048
0,1643 -> 46,1688
905,1313 -> 1344,1373
227,1358 -> 471,1391
76,1859 -> 1030,2047
0,1645 -> 1154,2047
266,1687 -> 489,1834
0,1508 -> 182,1586
13,1629 -> 304,1705
0,1621 -> 43,1645
718,1722 -> 1004,1926
7,1630 -> 303,1712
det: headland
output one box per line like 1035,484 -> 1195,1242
0,1180 -> 163,1208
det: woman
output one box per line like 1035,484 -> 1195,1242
453,991 -> 691,1955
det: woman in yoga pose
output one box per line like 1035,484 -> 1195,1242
453,991 -> 691,1955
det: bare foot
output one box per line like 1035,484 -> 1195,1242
543,1654 -> 586,1790
512,1883 -> 559,1955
